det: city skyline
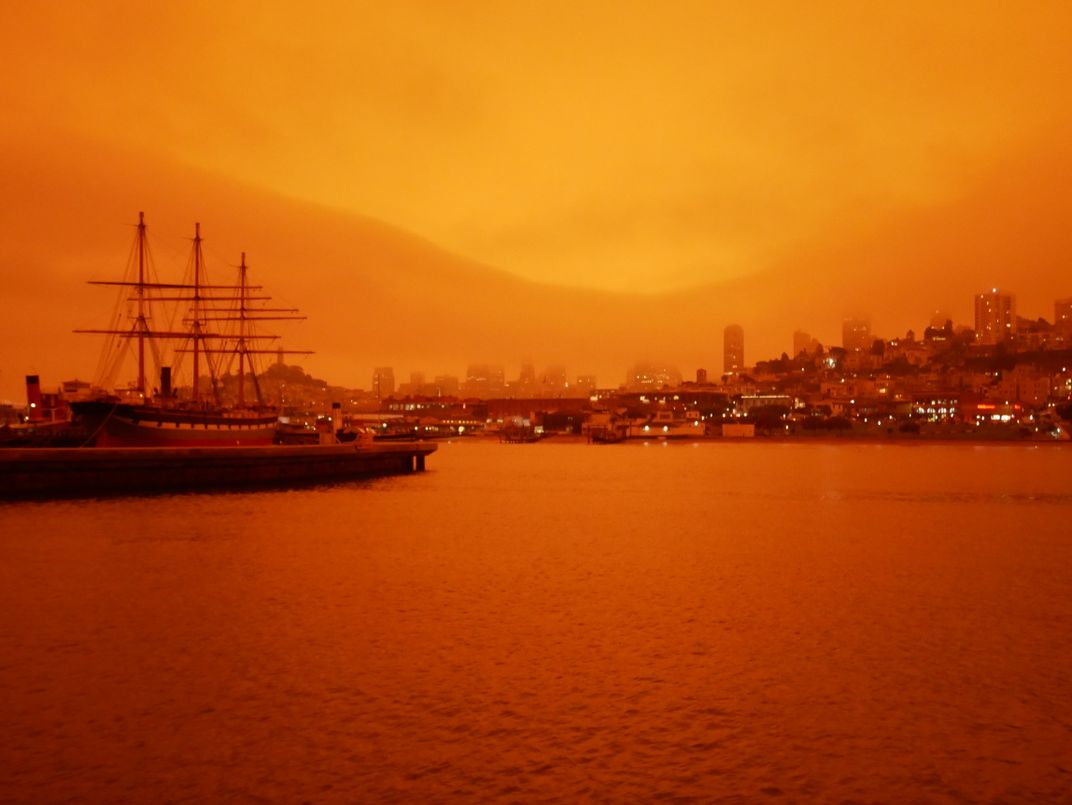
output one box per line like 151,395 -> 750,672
3,5 -> 1072,401
295,286 -> 1072,397
5,278 -> 1070,403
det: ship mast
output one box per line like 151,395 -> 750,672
79,213 -> 311,405
136,211 -> 147,395
191,223 -> 203,403
238,252 -> 248,407
197,254 -> 311,408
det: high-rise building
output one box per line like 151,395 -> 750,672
519,360 -> 536,386
696,368 -> 708,384
842,318 -> 871,352
974,289 -> 1016,344
723,325 -> 744,373
372,367 -> 395,399
793,330 -> 820,357
463,364 -> 505,398
399,371 -> 435,397
539,365 -> 567,394
434,375 -> 459,397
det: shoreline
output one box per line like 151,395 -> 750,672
533,433 -> 1071,447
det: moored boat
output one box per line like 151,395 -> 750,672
71,399 -> 279,447
72,213 -> 310,446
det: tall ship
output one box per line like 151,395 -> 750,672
71,213 -> 311,447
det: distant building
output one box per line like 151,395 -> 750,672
519,361 -> 536,386
372,367 -> 395,399
574,375 -> 597,396
627,362 -> 681,391
723,325 -> 744,373
929,310 -> 952,329
542,365 -> 567,394
464,364 -> 505,398
398,371 -> 439,397
434,375 -> 460,397
974,289 -> 1016,344
842,317 -> 871,352
1056,298 -> 1072,334
696,368 -> 708,384
994,365 -> 1052,408
793,330 -> 821,357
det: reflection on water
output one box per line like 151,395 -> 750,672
2,441 -> 1071,802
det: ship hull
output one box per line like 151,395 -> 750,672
72,401 -> 278,447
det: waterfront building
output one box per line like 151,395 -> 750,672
723,325 -> 744,373
994,365 -> 1052,408
974,289 -> 1016,344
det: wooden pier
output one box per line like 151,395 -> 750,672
0,441 -> 436,498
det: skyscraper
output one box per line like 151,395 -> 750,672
464,364 -> 505,398
842,318 -> 871,352
372,367 -> 395,399
723,325 -> 744,373
793,329 -> 820,357
974,289 -> 1016,344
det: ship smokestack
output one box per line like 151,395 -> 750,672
160,367 -> 172,398
25,375 -> 43,421
316,416 -> 336,445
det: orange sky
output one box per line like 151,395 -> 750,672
2,2 -> 1072,399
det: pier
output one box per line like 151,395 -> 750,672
0,441 -> 436,498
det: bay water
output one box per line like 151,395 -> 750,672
2,440 -> 1071,802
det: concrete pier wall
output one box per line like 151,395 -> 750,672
0,442 -> 437,498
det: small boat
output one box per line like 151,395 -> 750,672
0,375 -> 87,447
499,422 -> 542,443
589,426 -> 627,444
